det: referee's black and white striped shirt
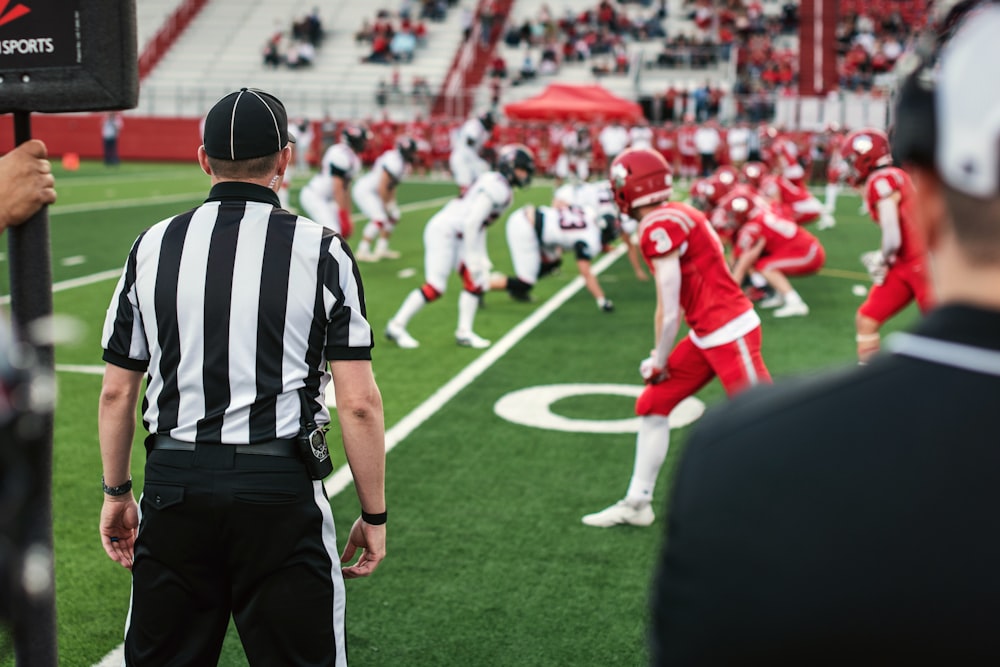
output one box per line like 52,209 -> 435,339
101,181 -> 373,443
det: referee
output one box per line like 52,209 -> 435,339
98,88 -> 386,666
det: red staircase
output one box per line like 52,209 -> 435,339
138,0 -> 210,80
431,0 -> 513,119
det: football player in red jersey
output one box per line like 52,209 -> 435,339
841,129 -> 934,363
741,160 -> 768,189
759,168 -> 827,226
719,186 -> 826,318
582,148 -> 771,528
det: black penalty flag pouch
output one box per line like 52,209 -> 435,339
297,388 -> 333,480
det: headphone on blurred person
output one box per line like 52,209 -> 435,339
892,0 -> 1000,197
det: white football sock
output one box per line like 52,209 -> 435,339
625,414 -> 671,505
392,289 -> 426,328
456,290 -> 480,334
824,183 -> 839,213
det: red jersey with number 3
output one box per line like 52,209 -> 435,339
864,166 -> 925,264
638,201 -> 754,338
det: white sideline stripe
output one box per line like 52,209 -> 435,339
90,242 -> 627,667
49,193 -> 453,217
50,192 -> 206,216
0,270 -> 123,305
56,170 -> 204,188
56,364 -> 105,375
0,196 -> 456,304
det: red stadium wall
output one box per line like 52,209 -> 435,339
0,115 -> 203,162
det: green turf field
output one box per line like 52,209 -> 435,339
0,160 -> 920,666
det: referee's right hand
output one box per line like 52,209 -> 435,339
340,517 -> 386,579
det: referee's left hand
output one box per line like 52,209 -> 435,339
100,495 -> 139,569
340,516 -> 386,579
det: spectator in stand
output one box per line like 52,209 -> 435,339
489,54 -> 507,79
411,76 -> 432,101
539,42 -> 559,75
263,37 -> 282,68
613,42 -> 630,73
516,53 -> 537,84
364,33 -> 393,64
390,28 -> 417,63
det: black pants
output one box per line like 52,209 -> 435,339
125,446 -> 345,666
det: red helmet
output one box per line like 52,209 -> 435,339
691,171 -> 737,212
714,165 -> 739,188
741,161 -> 768,189
841,129 -> 893,187
689,178 -> 713,212
716,185 -> 763,231
609,147 -> 673,217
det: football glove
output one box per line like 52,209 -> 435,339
860,250 -> 887,286
639,356 -> 669,385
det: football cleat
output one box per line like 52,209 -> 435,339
581,499 -> 655,527
355,249 -> 379,263
376,247 -> 402,260
773,302 -> 810,318
385,321 -> 419,348
455,331 -> 490,349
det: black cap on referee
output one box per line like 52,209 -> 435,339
202,88 -> 296,161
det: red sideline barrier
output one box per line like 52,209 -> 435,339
0,114 -> 203,162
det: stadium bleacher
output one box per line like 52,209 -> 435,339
134,0 -> 470,121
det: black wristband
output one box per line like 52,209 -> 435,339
361,510 -> 387,525
102,476 -> 132,496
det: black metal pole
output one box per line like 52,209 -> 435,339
8,110 -> 58,666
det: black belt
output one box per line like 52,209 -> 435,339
149,434 -> 299,458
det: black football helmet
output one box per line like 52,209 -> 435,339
396,136 -> 418,164
342,125 -> 369,153
497,144 -> 535,187
479,111 -> 496,132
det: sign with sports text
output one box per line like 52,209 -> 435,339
0,0 -> 137,112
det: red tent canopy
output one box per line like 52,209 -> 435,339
503,83 -> 644,123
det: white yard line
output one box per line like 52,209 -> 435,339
323,243 -> 627,496
90,242 -> 626,667
1,196 -> 457,304
49,193 -> 453,217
